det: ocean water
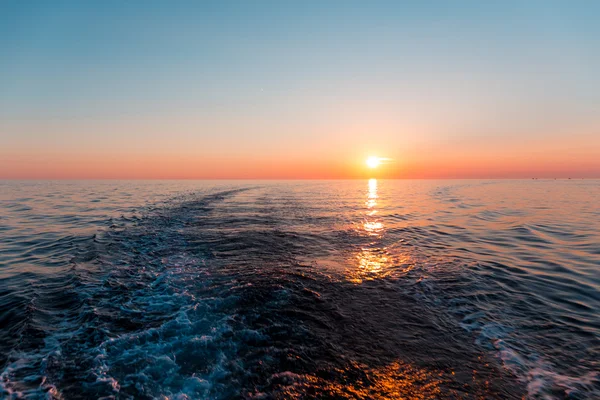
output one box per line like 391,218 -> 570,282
0,179 -> 598,399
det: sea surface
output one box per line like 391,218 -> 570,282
0,179 -> 598,399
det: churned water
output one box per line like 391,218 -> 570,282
0,180 -> 598,399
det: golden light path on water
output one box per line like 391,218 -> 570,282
327,178 -> 507,399
349,178 -> 413,284
364,178 -> 382,234
283,362 -> 444,399
334,180 -> 465,399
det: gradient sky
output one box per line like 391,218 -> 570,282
1,0 -> 599,179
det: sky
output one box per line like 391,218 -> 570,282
1,0 -> 599,179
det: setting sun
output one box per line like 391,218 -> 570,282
1,2 -> 598,398
366,157 -> 381,168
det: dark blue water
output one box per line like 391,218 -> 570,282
1,180 -> 598,399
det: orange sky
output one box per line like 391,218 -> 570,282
2,114 -> 598,179
2,113 -> 599,179
2,138 -> 598,179
2,2 -> 599,179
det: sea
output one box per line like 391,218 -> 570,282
0,179 -> 598,399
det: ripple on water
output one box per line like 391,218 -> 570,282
0,180 -> 599,398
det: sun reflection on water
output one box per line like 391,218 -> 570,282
350,247 -> 414,284
353,247 -> 388,282
282,361 -> 444,399
365,178 -> 378,209
347,179 -> 416,282
363,221 -> 384,233
363,179 -> 384,235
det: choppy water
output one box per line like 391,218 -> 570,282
0,179 -> 598,399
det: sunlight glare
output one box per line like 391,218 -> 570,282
366,156 -> 381,168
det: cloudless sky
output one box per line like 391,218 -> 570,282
1,0 -> 599,178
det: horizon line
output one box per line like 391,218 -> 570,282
1,177 -> 596,181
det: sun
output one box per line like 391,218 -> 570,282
366,156 -> 381,168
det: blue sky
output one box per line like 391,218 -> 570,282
1,1 -> 599,178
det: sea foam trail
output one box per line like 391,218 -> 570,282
1,189 -> 248,398
1,179 -> 598,399
1,186 -> 518,399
